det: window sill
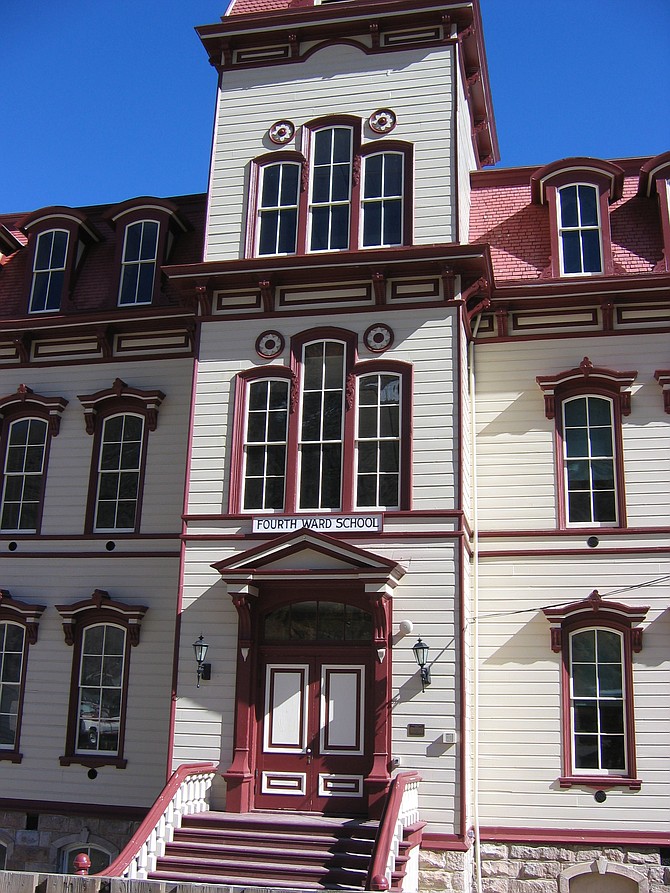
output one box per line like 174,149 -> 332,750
60,755 -> 127,769
0,751 -> 22,763
559,775 -> 641,791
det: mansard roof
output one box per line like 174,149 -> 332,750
0,193 -> 206,320
469,156 -> 665,284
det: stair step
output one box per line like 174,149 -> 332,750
150,869 -> 326,890
154,855 -> 367,884
173,827 -> 375,854
165,840 -> 371,866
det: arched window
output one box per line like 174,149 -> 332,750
537,358 -> 636,528
0,385 -> 68,534
78,379 -> 165,534
229,330 -> 412,513
57,589 -> 147,768
60,843 -> 114,875
0,590 -> 45,761
544,590 -> 648,790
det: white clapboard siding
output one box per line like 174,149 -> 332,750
206,43 -> 456,259
7,359 -> 193,536
475,552 -> 670,831
474,333 -> 670,530
455,44 -> 478,244
188,309 -> 461,514
0,556 -> 179,808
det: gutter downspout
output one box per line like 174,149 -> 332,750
468,313 -> 483,893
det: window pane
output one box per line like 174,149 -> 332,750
582,230 -> 602,273
363,202 -> 382,247
277,209 -> 298,254
261,165 -> 280,205
330,205 -> 349,249
561,231 -> 581,274
599,701 -> 624,734
559,186 -> 578,227
564,428 -> 588,458
571,630 -> 595,662
564,398 -> 587,427
601,735 -> 625,770
572,663 -> 597,697
383,199 -> 402,246
574,734 -> 599,769
140,223 -> 159,260
124,223 -> 142,262
364,154 -> 382,198
593,490 -> 616,522
578,185 -> 599,226
597,630 -> 621,663
573,701 -> 597,732
597,663 -> 623,698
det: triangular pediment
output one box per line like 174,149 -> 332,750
212,529 -> 404,587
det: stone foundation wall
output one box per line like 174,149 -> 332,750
0,810 -> 139,873
420,847 -> 475,892
479,841 -> 670,893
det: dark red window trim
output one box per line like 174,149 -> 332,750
530,159 -> 624,279
17,208 -> 101,315
229,328 -> 412,514
0,385 -> 68,535
536,358 -> 637,530
247,120 -> 414,258
78,379 -> 165,535
102,198 -> 190,309
56,589 -> 147,769
638,151 -> 670,273
359,140 -> 414,248
246,151 -> 306,258
0,590 -> 46,763
544,590 -> 648,790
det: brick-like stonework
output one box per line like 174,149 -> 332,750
0,810 -> 139,873
478,841 -> 668,893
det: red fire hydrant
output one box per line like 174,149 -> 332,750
73,853 -> 91,876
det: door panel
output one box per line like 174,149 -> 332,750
263,665 -> 308,752
256,652 -> 371,813
320,665 -> 364,753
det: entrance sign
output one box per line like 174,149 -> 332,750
252,514 -> 383,534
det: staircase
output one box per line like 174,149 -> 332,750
148,811 -> 380,889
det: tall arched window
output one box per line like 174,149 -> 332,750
230,331 -> 412,513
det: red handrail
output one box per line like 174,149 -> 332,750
100,761 -> 217,877
366,771 -> 421,891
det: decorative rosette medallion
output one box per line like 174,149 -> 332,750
255,331 -> 285,359
268,120 -> 295,145
364,323 -> 394,353
368,109 -> 397,134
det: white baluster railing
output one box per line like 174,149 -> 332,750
100,762 -> 217,880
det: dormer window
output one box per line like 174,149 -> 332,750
557,184 -> 602,275
17,207 -> 101,315
530,158 -> 624,279
119,220 -> 160,305
30,230 -> 69,313
103,198 -> 189,308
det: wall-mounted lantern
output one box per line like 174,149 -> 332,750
412,637 -> 431,691
193,635 -> 211,687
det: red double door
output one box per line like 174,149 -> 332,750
256,648 -> 372,814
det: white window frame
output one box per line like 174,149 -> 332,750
557,183 -> 603,276
242,378 -> 290,511
257,161 -> 301,256
93,413 -> 145,533
355,372 -> 401,509
561,394 -> 618,527
75,623 -> 126,757
308,127 -> 353,253
118,220 -> 160,306
569,627 -> 628,776
361,151 -> 404,248
0,417 -> 49,533
29,229 -> 69,313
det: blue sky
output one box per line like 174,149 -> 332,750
2,0 -> 668,212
